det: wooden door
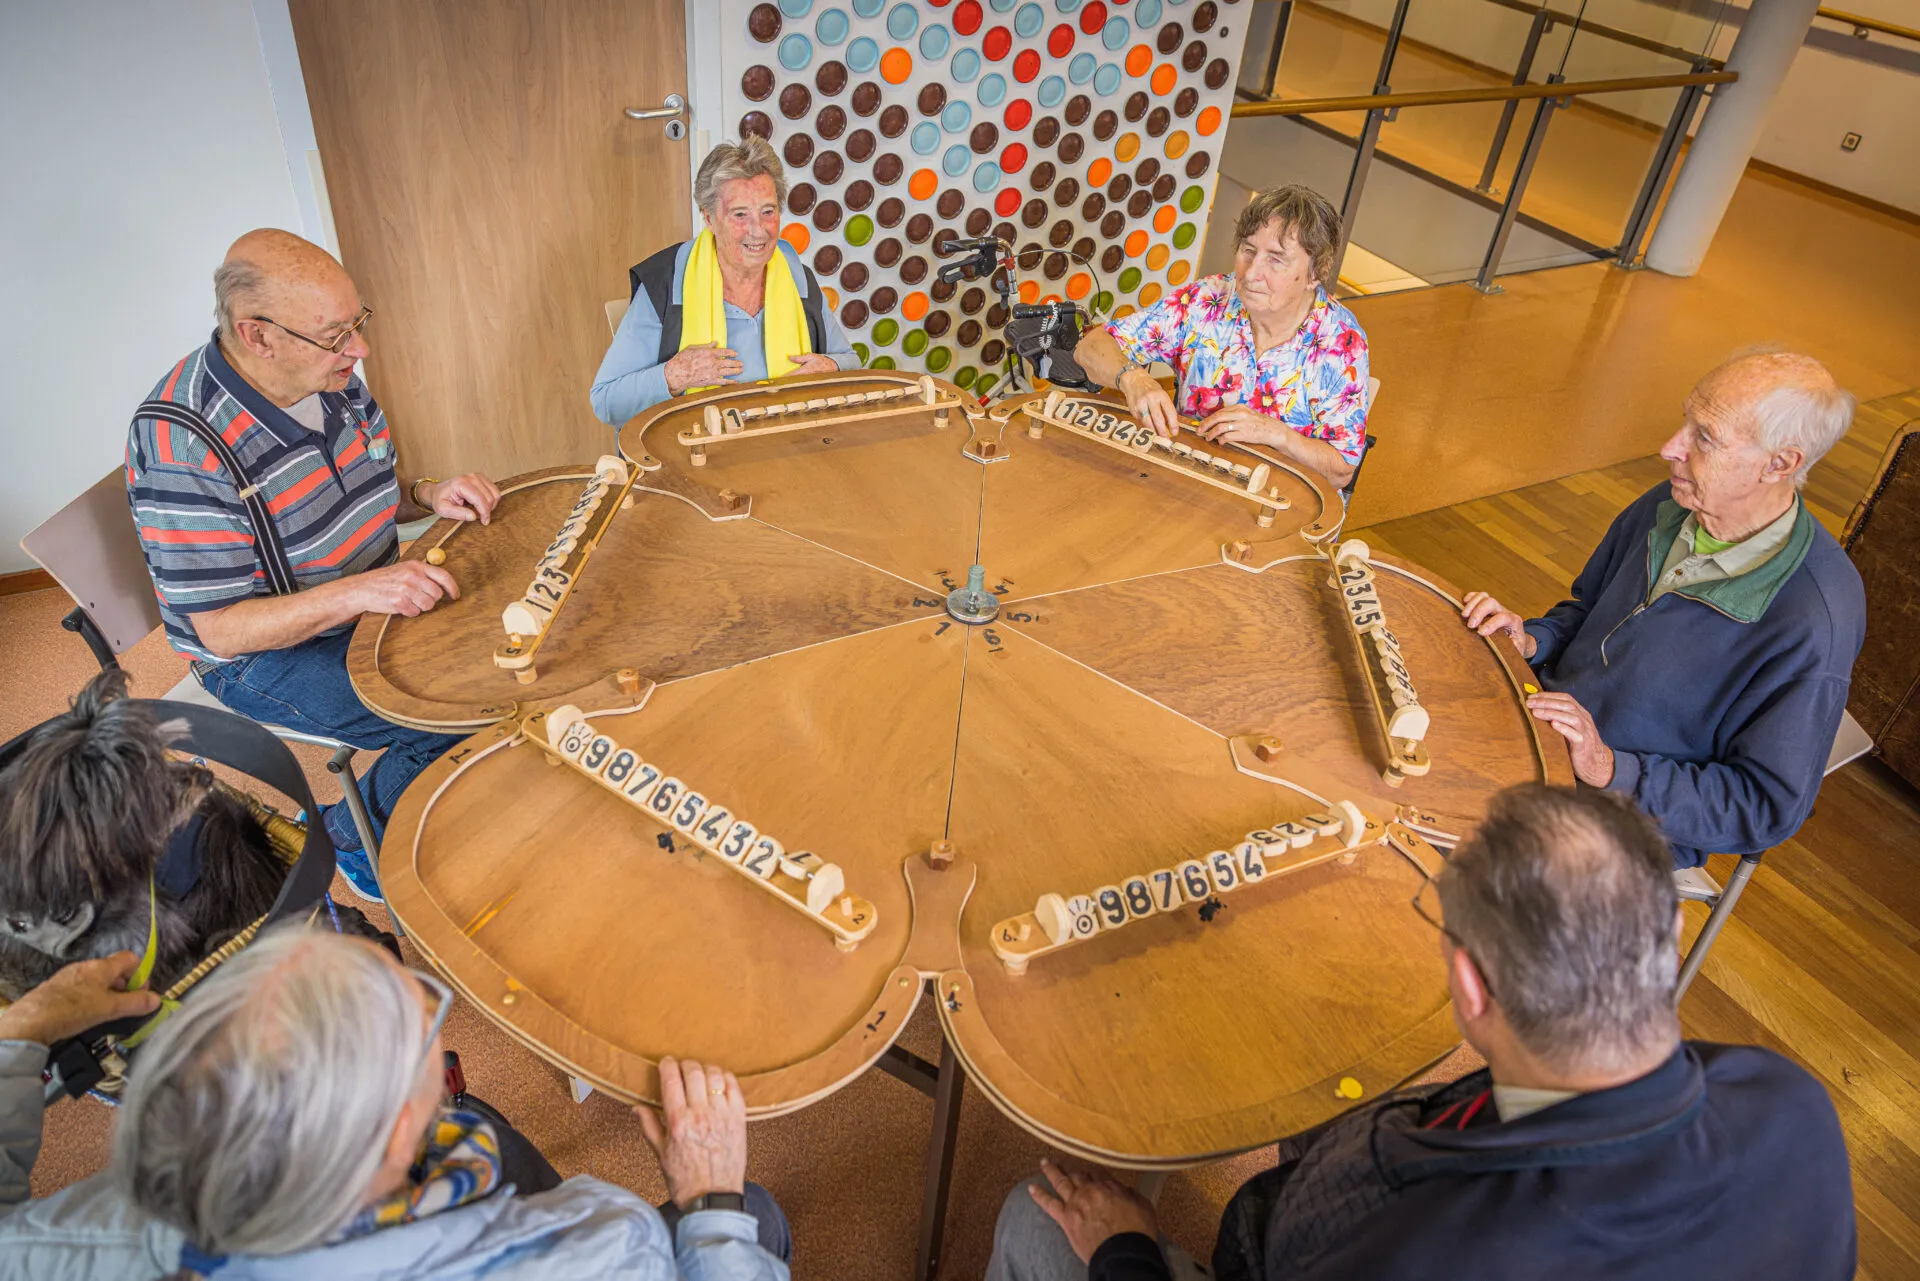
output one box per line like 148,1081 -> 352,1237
290,0 -> 691,480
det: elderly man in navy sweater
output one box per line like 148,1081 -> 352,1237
1462,351 -> 1865,869
984,785 -> 1857,1281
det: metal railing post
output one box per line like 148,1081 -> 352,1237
1614,71 -> 1709,266
1373,0 -> 1413,92
1474,73 -> 1563,293
1336,108 -> 1386,279
1478,6 -> 1553,193
1263,1 -> 1293,96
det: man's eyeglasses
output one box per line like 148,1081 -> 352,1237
1411,877 -> 1497,1000
248,304 -> 373,354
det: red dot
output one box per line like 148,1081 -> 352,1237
995,187 -> 1022,216
927,0 -> 952,6
1079,2 -> 1107,35
1004,99 -> 1032,131
983,25 -> 1012,59
1012,48 -> 1041,81
953,0 -> 983,35
1000,143 -> 1029,173
1047,23 -> 1075,57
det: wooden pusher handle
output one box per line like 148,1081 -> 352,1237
678,376 -> 960,463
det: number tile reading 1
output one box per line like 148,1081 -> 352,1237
524,705 -> 878,949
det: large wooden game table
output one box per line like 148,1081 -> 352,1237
351,370 -> 1568,1272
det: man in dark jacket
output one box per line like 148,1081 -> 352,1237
1461,350 -> 1865,868
984,785 -> 1856,1281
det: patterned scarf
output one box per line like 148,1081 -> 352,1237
331,1106 -> 503,1242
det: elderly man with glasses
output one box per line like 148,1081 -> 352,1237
0,927 -> 792,1277
125,229 -> 501,900
984,785 -> 1856,1281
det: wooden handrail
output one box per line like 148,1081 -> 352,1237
1229,69 -> 1737,118
1816,6 -> 1920,43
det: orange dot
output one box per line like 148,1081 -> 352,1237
902,291 -> 930,321
1088,157 -> 1112,187
1168,259 -> 1192,285
880,47 -> 914,84
825,285 -> 839,309
1139,282 -> 1162,308
1150,63 -> 1177,96
1112,304 -> 1136,320
1197,106 -> 1222,137
1152,205 -> 1176,234
1125,44 -> 1152,77
1115,132 -> 1139,162
1018,279 -> 1040,303
1146,242 -> 1170,270
782,222 -> 811,252
1164,130 -> 1189,159
1124,229 -> 1149,257
1041,293 -> 1062,305
1066,272 -> 1092,299
909,168 -> 939,201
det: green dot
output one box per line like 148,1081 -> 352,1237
1117,267 -> 1142,293
872,354 -> 897,369
903,329 -> 929,357
845,215 -> 875,246
852,341 -> 872,363
1179,185 -> 1205,214
925,345 -> 952,372
1172,222 -> 1196,250
1093,290 -> 1114,316
954,365 -> 978,388
873,318 -> 899,346
975,372 -> 998,394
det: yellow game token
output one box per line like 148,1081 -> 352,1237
1336,1077 -> 1364,1100
1523,683 -> 1539,695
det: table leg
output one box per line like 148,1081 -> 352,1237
914,1034 -> 966,1281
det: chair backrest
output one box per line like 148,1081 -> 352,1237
1367,375 -> 1381,411
19,469 -> 162,657
1826,709 -> 1874,776
604,298 -> 629,337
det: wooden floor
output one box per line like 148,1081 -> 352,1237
1354,386 -> 1920,1281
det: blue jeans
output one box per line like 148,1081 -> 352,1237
195,630 -> 465,855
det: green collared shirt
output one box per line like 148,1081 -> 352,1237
1648,501 -> 1800,605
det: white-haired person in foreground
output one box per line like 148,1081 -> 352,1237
1462,350 -> 1865,869
0,927 -> 791,1279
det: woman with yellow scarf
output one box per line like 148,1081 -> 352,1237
591,137 -> 856,426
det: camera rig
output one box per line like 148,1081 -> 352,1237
937,237 -> 1097,393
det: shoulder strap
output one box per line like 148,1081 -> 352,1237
630,243 -> 686,365
797,260 -> 828,353
134,400 -> 299,597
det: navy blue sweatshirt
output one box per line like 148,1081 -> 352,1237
1525,483 -> 1865,868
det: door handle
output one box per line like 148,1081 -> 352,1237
624,93 -> 686,121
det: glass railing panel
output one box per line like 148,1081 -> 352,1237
1503,80 -> 1689,259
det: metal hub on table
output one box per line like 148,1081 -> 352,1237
946,564 -> 1000,625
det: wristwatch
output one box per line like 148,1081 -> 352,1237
683,1192 -> 747,1213
1116,359 -> 1148,385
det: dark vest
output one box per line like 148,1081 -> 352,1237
628,241 -> 830,364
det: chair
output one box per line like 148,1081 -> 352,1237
19,470 -> 387,894
1339,376 -> 1384,505
605,297 -> 629,337
1673,709 -> 1876,999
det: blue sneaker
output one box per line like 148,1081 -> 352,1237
332,843 -> 385,903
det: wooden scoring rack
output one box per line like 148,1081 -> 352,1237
673,374 -> 964,464
494,456 -> 634,683
1023,390 -> 1295,527
1329,539 -> 1432,785
522,706 -> 879,950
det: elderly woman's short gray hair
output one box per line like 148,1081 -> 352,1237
111,924 -> 431,1255
696,136 -> 788,218
1234,184 -> 1343,289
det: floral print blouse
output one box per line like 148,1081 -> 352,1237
1105,276 -> 1371,465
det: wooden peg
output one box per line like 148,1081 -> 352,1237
1027,418 -> 1044,439
1229,539 -> 1252,562
690,445 -> 707,466
1256,506 -> 1277,530
927,839 -> 955,869
1253,735 -> 1284,763
425,546 -> 447,566
514,666 -> 538,685
616,668 -> 642,698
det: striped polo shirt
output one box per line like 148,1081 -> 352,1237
126,335 -> 400,663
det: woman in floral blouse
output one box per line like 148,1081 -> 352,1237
1075,184 -> 1371,490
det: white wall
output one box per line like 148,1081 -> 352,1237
0,1 -> 305,573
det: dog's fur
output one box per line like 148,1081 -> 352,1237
0,671 -> 287,1000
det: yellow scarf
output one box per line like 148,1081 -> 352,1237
679,229 -> 811,391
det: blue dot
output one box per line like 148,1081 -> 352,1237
1102,16 -> 1129,49
779,0 -> 813,16
1133,0 -> 1162,26
1014,2 -> 1044,37
978,72 -> 1007,106
919,23 -> 950,57
847,35 -> 880,71
1037,74 -> 1066,107
1068,51 -> 1097,84
911,121 -> 941,155
950,47 -> 981,82
816,7 -> 850,44
942,100 -> 972,132
778,33 -> 814,69
972,162 -> 1004,193
1093,61 -> 1121,95
852,0 -> 883,13
943,145 -> 971,176
990,0 -> 1018,11
1054,0 -> 1081,11
886,2 -> 918,38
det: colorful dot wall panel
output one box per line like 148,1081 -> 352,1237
728,0 -> 1250,394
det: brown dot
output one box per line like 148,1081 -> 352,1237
982,337 -> 1006,363
960,287 -> 987,314
815,244 -> 843,274
931,278 -> 956,302
817,106 -> 847,139
870,286 -> 899,314
1100,209 -> 1125,238
1058,133 -> 1085,164
846,128 -> 876,162
874,153 -> 905,184
845,179 -> 875,210
1174,86 -> 1199,118
852,82 -> 883,116
1034,116 -> 1060,148
875,237 -> 903,265
789,183 -> 817,214
958,318 -> 983,346
1204,58 -> 1230,91
970,122 -> 1000,155
1017,242 -> 1044,270
1193,0 -> 1219,32
937,189 -> 965,219
1106,174 -> 1133,202
880,104 -> 909,137
740,112 -> 774,140
877,199 -> 906,228
1185,149 -> 1213,178
1043,251 -> 1070,281
1127,190 -> 1152,219
841,298 -> 869,329
994,220 -> 1017,243
1048,219 -> 1074,248
742,65 -> 776,102
1029,160 -> 1057,191
816,60 -> 848,96
965,208 -> 993,235
1124,91 -> 1148,123
925,310 -> 951,337
1064,95 -> 1091,126
932,226 -> 962,255
813,151 -> 844,184
785,134 -> 815,167
1134,158 -> 1161,186
812,200 -> 843,231
1072,235 -> 1096,261
1081,192 -> 1107,221
906,213 -> 934,243
1152,173 -> 1176,202
1022,198 -> 1048,229
748,4 -> 782,42
901,256 -> 928,284
1101,244 -> 1124,272
779,84 -> 812,120
1157,22 -> 1185,54
1182,40 -> 1208,74
1093,110 -> 1118,142
1053,176 -> 1080,207
1146,106 -> 1171,137
838,261 -> 865,293
917,83 -> 947,117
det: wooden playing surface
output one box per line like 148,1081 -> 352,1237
366,372 -> 1570,1159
